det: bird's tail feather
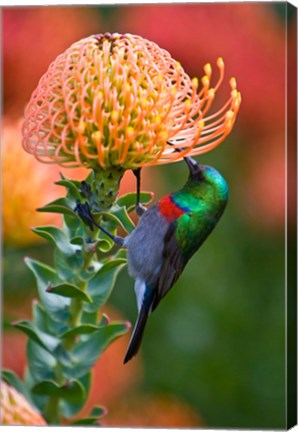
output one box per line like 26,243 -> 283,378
123,306 -> 149,364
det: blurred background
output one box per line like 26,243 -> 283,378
1,3 -> 295,429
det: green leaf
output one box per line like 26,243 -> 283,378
114,248 -> 127,260
97,233 -> 115,253
60,373 -> 91,418
70,322 -> 130,377
55,179 -> 81,199
90,406 -> 107,417
25,258 -> 70,323
38,197 -> 77,216
112,206 -> 135,233
60,324 -> 102,339
117,191 -> 154,211
32,301 -> 67,336
1,370 -> 35,407
85,259 -> 126,313
23,368 -> 47,413
32,226 -> 76,256
95,211 -> 125,227
64,214 -> 85,238
97,238 -> 114,253
98,313 -> 110,327
32,379 -> 85,404
80,310 -> 99,325
13,320 -> 60,353
32,301 -> 47,332
70,236 -> 84,246
70,406 -> 106,425
92,213 -> 126,252
70,418 -> 100,426
27,339 -> 57,382
47,283 -> 92,303
54,248 -> 84,281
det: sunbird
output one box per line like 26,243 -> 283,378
76,153 -> 229,364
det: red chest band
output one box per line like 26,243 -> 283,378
158,195 -> 185,222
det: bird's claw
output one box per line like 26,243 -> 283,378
136,203 -> 147,217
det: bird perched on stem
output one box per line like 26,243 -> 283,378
76,154 -> 229,363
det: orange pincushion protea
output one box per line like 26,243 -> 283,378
22,33 -> 241,170
0,381 -> 46,425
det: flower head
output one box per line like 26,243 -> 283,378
0,381 -> 46,425
22,33 -> 241,170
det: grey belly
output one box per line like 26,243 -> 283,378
125,204 -> 169,286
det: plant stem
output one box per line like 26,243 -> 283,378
90,167 -> 124,210
44,395 -> 60,425
62,298 -> 83,351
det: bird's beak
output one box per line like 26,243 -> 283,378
184,156 -> 203,180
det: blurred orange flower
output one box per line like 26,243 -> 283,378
0,381 -> 46,426
105,394 -> 204,428
240,133 -> 285,231
22,33 -> 240,170
2,118 -> 88,246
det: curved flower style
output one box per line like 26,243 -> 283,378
22,33 -> 241,170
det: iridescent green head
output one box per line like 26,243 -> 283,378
182,156 -> 229,206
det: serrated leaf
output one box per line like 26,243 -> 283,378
116,191 -> 154,211
38,197 -> 77,216
32,379 -> 85,404
13,320 -> 60,353
27,339 -> 57,382
47,283 -> 92,303
84,259 -> 126,313
32,226 -> 75,255
25,258 -> 70,323
1,370 -> 35,407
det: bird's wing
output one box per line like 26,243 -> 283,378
151,221 -> 186,312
